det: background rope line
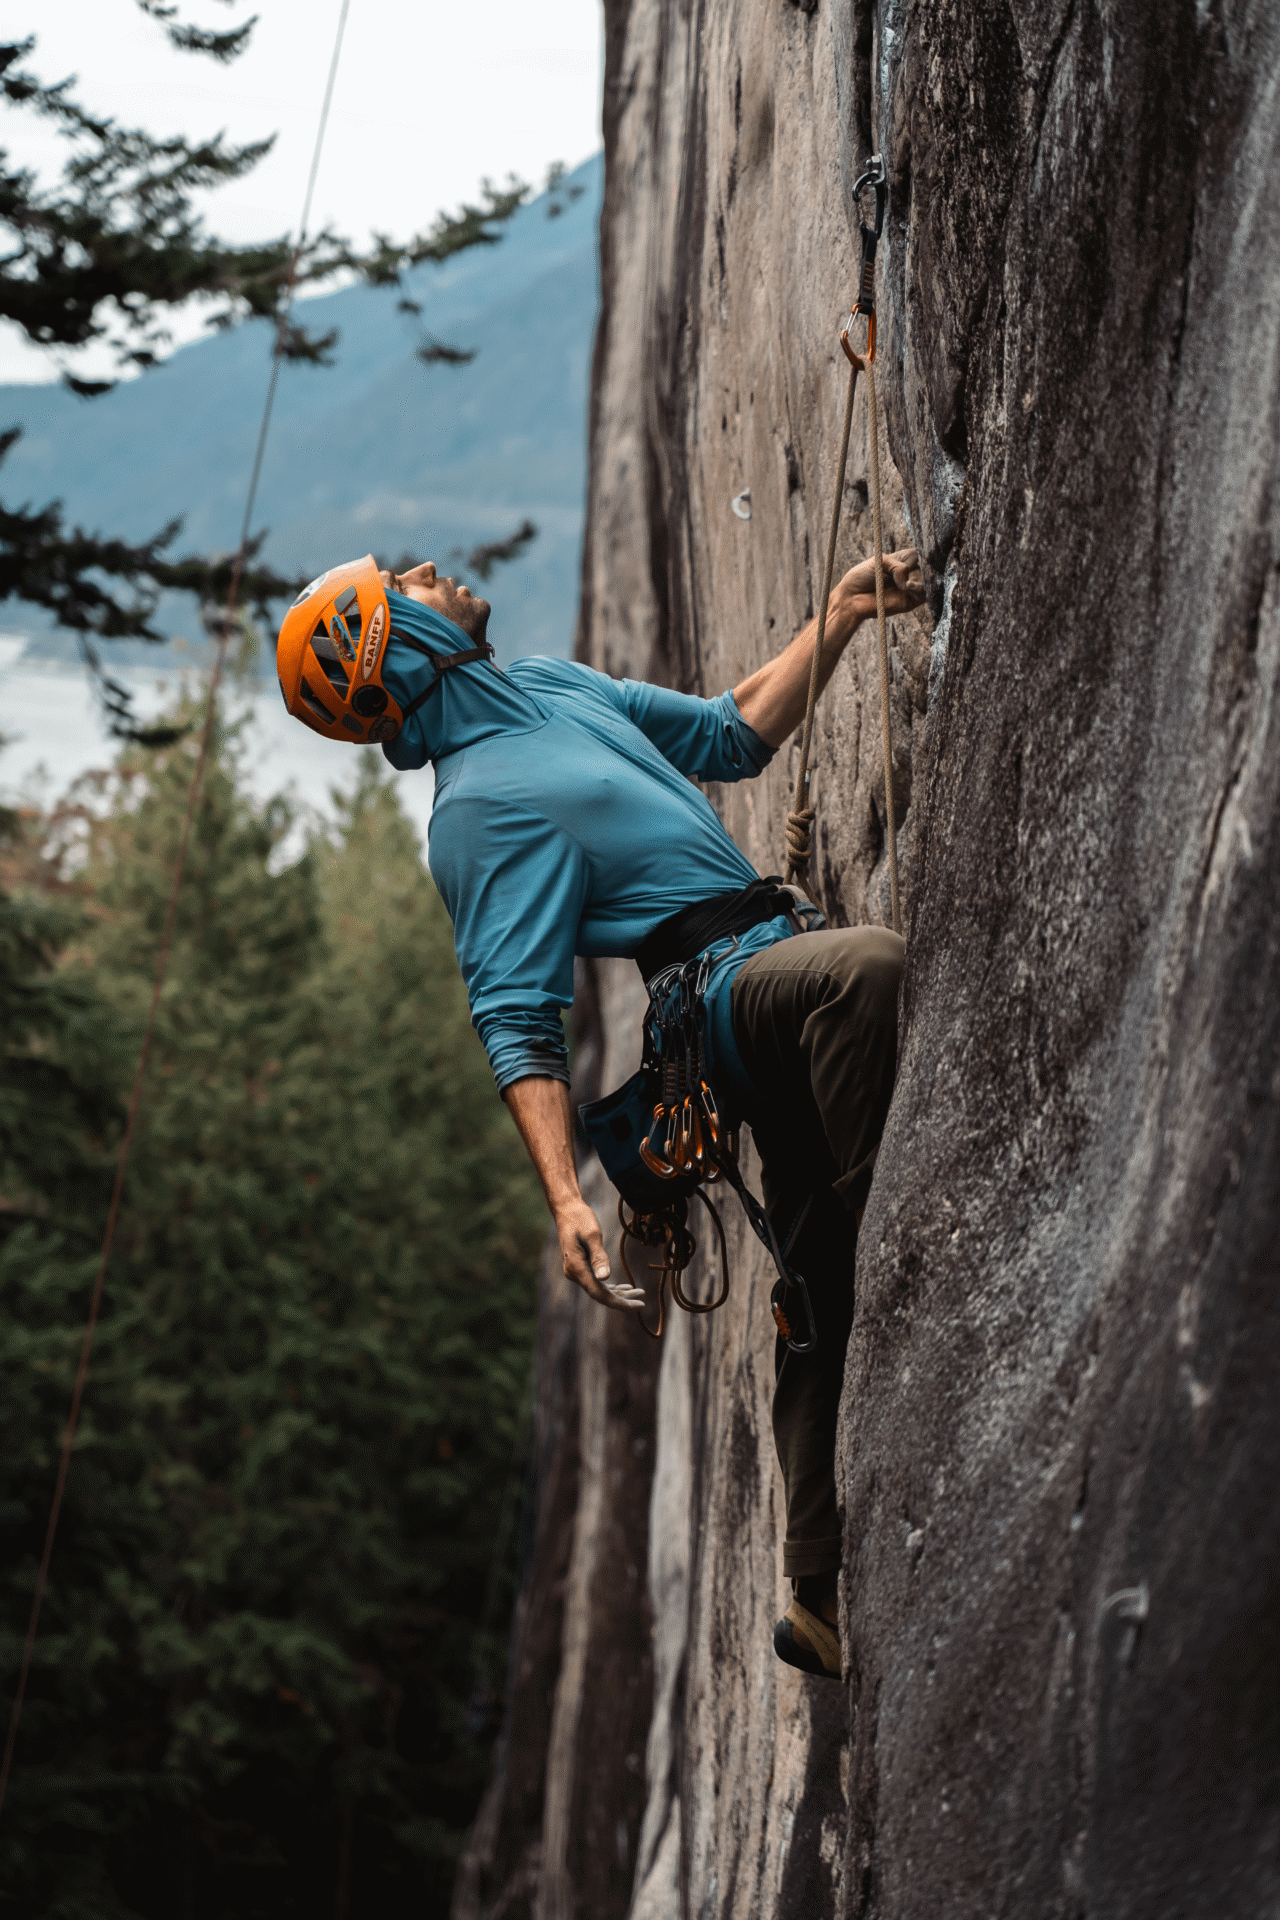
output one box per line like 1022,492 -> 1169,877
0,0 -> 353,1820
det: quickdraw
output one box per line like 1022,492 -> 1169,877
636,952 -> 732,1184
617,1187 -> 729,1341
842,153 -> 886,368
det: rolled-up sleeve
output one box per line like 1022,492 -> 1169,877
613,681 -> 775,783
428,792 -> 588,1092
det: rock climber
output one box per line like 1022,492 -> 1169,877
276,544 -> 924,1678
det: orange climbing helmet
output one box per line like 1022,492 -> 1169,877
276,553 -> 403,744
277,552 -> 497,747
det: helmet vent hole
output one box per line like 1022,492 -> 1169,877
333,585 -> 362,641
310,624 -> 351,692
298,677 -> 336,725
328,613 -> 357,662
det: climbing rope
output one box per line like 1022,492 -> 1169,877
784,352 -> 859,909
0,0 -> 353,1822
865,356 -> 901,935
784,156 -> 902,938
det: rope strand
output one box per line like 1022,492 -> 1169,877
865,358 -> 901,935
785,353 -> 860,901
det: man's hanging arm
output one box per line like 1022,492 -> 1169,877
503,1076 -> 644,1312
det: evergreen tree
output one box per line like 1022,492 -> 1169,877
0,726 -> 542,1915
0,23 -> 528,717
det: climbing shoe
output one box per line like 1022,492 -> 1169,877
773,1596 -> 842,1680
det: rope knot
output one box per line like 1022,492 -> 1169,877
785,805 -> 816,883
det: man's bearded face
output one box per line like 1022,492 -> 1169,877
379,561 -> 491,643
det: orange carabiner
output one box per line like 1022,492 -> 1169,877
639,1103 -> 679,1179
840,305 -> 875,367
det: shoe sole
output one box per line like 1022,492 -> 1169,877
773,1600 -> 842,1679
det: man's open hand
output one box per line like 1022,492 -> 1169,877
554,1197 -> 645,1312
840,546 -> 925,618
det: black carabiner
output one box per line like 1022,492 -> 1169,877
770,1270 -> 817,1353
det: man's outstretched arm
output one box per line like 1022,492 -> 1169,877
504,1076 -> 645,1312
733,548 -> 925,748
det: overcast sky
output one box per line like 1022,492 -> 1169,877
0,0 -> 604,383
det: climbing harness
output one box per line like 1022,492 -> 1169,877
276,553 -> 496,746
634,873 -> 808,981
784,154 -> 901,937
579,930 -> 818,1354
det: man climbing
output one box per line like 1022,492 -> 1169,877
276,545 -> 924,1677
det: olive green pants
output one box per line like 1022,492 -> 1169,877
730,927 -> 904,1579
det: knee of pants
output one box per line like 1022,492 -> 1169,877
846,929 -> 904,1028
809,929 -> 903,1053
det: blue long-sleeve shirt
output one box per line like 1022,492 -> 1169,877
380,592 -> 793,1095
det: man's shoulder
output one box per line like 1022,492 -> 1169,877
508,655 -> 622,706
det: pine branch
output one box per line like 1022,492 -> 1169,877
276,321 -> 339,366
0,431 -> 303,644
0,40 -> 288,359
134,1 -> 258,64
450,520 -> 539,581
416,337 -> 477,366
362,178 -> 530,288
0,43 -> 528,371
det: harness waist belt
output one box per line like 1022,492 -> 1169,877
635,875 -> 799,982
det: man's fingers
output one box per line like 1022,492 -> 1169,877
557,1205 -> 644,1313
602,1280 -> 647,1309
580,1219 -> 609,1283
844,547 -> 922,600
583,1244 -> 645,1313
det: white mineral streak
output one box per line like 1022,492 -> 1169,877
628,1310 -> 689,1917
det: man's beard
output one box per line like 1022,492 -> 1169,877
452,594 -> 491,644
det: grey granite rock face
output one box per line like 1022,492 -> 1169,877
456,3 -> 1280,1917
841,3 -> 1280,1914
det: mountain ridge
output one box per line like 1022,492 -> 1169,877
0,155 -> 602,673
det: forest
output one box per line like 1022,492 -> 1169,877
0,718 -> 543,1914
0,13 -> 552,1904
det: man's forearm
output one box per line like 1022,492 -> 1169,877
733,549 -> 924,749
503,1074 -> 582,1214
502,1076 -> 644,1311
733,578 -> 864,748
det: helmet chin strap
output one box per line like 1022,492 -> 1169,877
393,627 -> 498,720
